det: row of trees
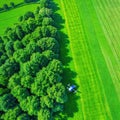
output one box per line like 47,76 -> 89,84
0,0 -> 67,120
0,0 -> 38,12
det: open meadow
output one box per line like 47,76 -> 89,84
54,0 -> 120,119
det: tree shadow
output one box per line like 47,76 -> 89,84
51,0 -> 81,119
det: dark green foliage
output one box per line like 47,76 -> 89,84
0,94 -> 17,112
17,113 -> 31,120
0,0 -> 67,119
0,58 -> 19,85
13,49 -> 30,63
13,40 -> 24,50
20,96 -> 40,115
8,73 -> 21,89
38,108 -> 51,120
21,75 -> 34,88
47,59 -> 63,74
10,2 -> 15,8
3,4 -> 9,10
1,106 -> 22,120
37,37 -> 59,53
39,7 -> 52,17
11,85 -> 29,101
24,11 -> 35,20
15,25 -> 25,39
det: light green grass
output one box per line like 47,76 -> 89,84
0,4 -> 38,35
54,0 -> 120,119
0,0 -> 23,8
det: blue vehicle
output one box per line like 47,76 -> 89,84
67,84 -> 77,92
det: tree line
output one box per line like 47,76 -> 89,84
0,0 -> 67,120
0,0 -> 38,12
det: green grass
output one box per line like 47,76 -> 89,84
0,4 -> 38,35
54,0 -> 120,119
0,0 -> 23,8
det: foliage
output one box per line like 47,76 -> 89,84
0,0 -> 67,119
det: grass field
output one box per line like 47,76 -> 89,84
54,0 -> 120,119
0,4 -> 38,35
0,0 -> 23,8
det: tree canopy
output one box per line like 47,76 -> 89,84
0,0 -> 67,119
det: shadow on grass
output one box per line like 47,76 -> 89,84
51,0 -> 81,119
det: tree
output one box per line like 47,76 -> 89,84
25,41 -> 41,54
15,25 -> 25,39
24,11 -> 35,20
8,73 -> 21,89
24,0 -> 34,3
47,59 -> 63,74
38,109 -> 51,120
27,18 -> 36,31
21,75 -> 34,88
47,25 -> 57,37
17,113 -> 31,120
39,7 -> 52,17
20,96 -> 40,116
37,37 -> 59,53
13,49 -> 30,63
10,2 -> 15,8
3,4 -> 9,10
0,93 -> 17,112
42,50 -> 58,61
40,95 -> 54,108
1,106 -> 22,120
47,83 -> 67,103
5,40 -> 14,57
11,85 -> 29,101
42,17 -> 53,26
0,58 -> 19,85
13,40 -> 24,51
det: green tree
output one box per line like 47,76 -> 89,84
13,40 -> 24,51
10,2 -> 15,8
17,113 -> 31,120
3,4 -> 9,10
47,83 -> 67,103
1,106 -> 22,120
38,109 -> 51,120
37,37 -> 59,53
11,85 -> 29,101
13,49 -> 30,63
20,96 -> 40,116
42,50 -> 58,61
5,40 -> 14,57
0,93 -> 17,112
15,25 -> 25,39
0,58 -> 19,85
47,59 -> 63,74
21,75 -> 34,88
39,7 -> 52,17
8,73 -> 21,89
42,17 -> 53,26
24,11 -> 35,20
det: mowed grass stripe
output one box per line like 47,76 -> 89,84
76,0 -> 113,119
78,0 -> 120,119
0,4 -> 38,35
60,0 -> 111,119
92,0 -> 120,101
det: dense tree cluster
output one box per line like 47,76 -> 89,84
0,0 -> 67,120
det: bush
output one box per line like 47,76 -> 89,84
3,4 -> 9,10
10,2 -> 15,8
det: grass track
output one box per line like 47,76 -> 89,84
0,4 -> 38,35
54,0 -> 120,119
